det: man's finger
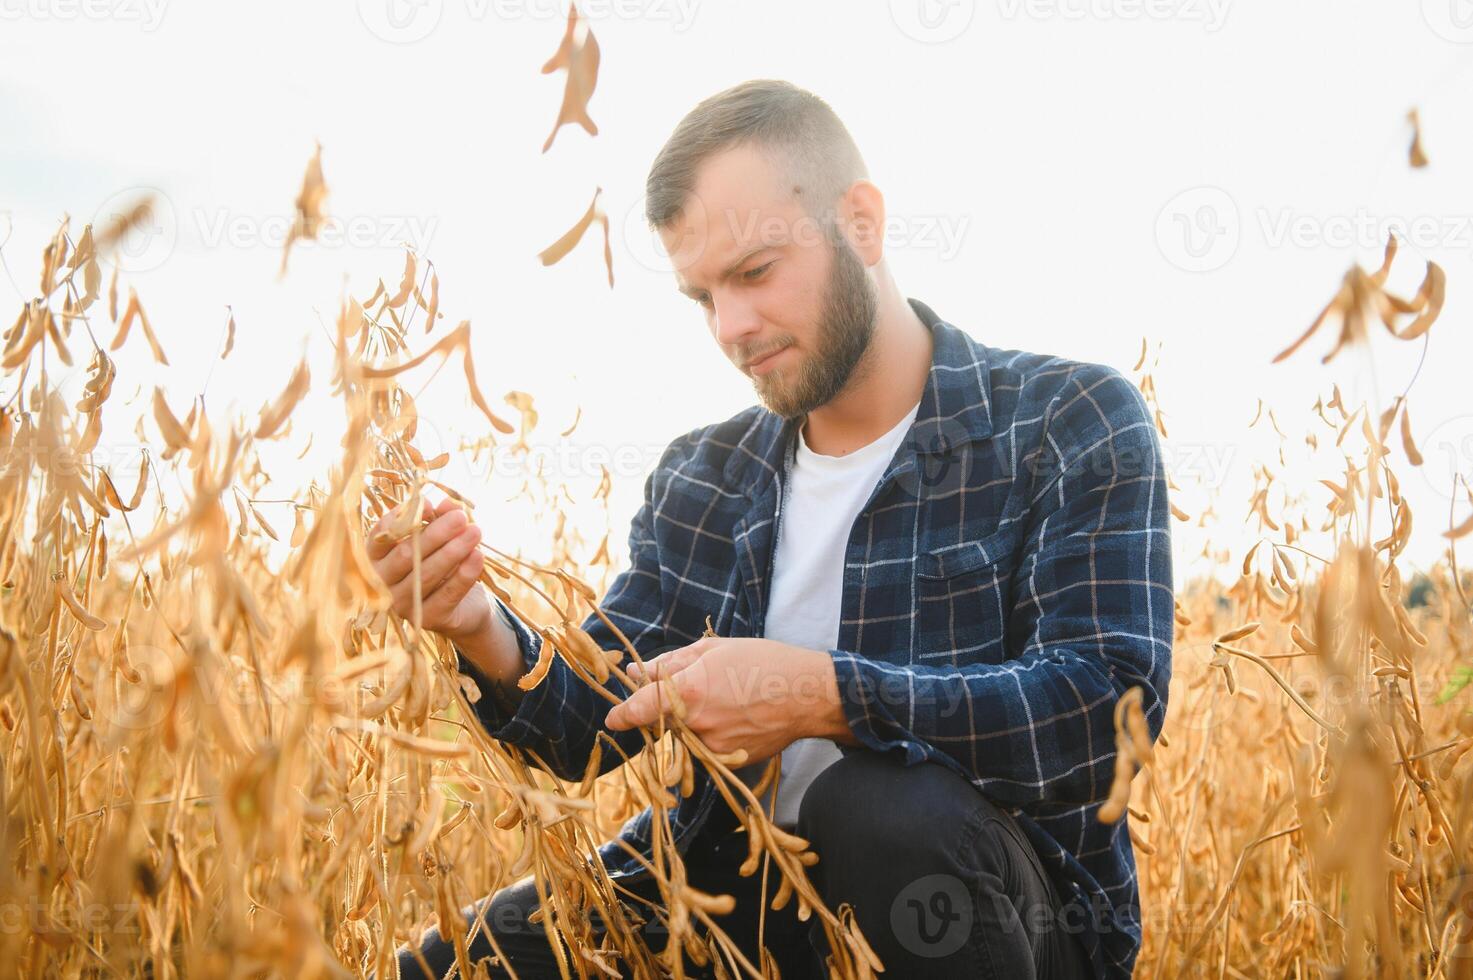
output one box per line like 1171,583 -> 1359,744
606,678 -> 682,731
435,545 -> 486,597
390,524 -> 482,611
419,547 -> 486,622
366,499 -> 433,560
628,637 -> 713,683
376,509 -> 471,585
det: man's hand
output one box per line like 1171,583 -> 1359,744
604,636 -> 856,762
366,497 -> 490,643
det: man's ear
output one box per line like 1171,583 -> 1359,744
838,179 -> 886,267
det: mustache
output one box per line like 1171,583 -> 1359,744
739,340 -> 794,368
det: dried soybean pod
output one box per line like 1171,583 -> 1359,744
517,635 -> 557,692
575,741 -> 602,798
561,622 -> 609,684
769,872 -> 795,912
1290,624 -> 1318,654
738,815 -> 766,877
1097,747 -> 1134,824
766,825 -> 810,854
749,762 -> 780,805
679,745 -> 695,800
56,579 -> 106,631
1124,692 -> 1153,764
494,798 -> 521,831
683,887 -> 735,916
1216,622 -> 1261,644
436,802 -> 472,842
660,738 -> 684,789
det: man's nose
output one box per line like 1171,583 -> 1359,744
712,294 -> 762,347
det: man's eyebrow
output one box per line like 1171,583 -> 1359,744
676,246 -> 773,297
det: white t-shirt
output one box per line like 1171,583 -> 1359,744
740,399 -> 922,828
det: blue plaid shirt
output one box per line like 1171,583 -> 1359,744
459,298 -> 1173,978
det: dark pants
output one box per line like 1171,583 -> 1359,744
396,751 -> 1090,978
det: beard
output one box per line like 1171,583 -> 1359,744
748,236 -> 878,419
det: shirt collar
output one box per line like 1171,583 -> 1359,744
722,298 -> 995,494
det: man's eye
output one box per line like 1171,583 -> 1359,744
692,292 -> 712,308
743,262 -> 773,281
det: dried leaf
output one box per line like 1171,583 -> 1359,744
1448,510 -> 1473,540
538,187 -> 613,288
111,289 -> 169,364
221,308 -> 236,360
1393,262 -> 1444,340
1400,402 -> 1423,467
95,195 -> 155,255
1216,621 -> 1261,644
560,405 -> 582,437
1408,108 -> 1429,168
1273,277 -> 1349,364
152,388 -> 189,450
2,304 -> 46,370
541,4 -> 601,153
255,359 -> 311,440
250,505 -> 279,541
290,506 -> 307,547
280,142 -> 328,278
56,579 -> 107,631
386,251 -> 416,310
422,270 -> 439,333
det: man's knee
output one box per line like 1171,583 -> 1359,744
397,877 -> 545,979
479,877 -> 545,938
797,751 -> 999,855
794,753 -> 1062,973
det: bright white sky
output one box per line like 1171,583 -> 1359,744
3,0 -> 1473,583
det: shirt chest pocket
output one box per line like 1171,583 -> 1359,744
913,525 -> 1018,664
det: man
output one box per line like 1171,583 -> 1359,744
376,79 -> 1173,978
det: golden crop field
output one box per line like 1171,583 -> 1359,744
2,12 -> 1472,980
2,209 -> 1470,979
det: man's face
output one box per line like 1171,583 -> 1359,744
657,143 -> 878,419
